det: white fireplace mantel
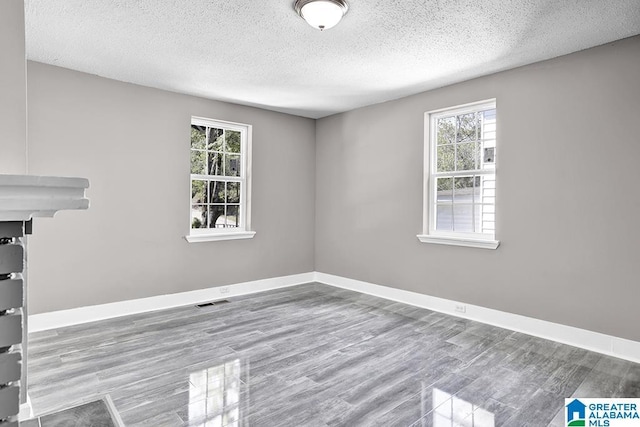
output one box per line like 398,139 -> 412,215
0,174 -> 90,221
0,173 -> 89,421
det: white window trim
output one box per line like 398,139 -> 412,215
417,99 -> 500,250
185,117 -> 255,243
416,234 -> 499,250
185,231 -> 256,243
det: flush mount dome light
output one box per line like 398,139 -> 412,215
294,0 -> 349,31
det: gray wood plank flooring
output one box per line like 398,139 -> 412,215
24,398 -> 119,427
28,283 -> 640,426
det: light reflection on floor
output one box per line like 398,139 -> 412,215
188,359 -> 243,427
185,360 -> 496,427
431,388 -> 495,427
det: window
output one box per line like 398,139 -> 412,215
186,117 -> 255,242
418,100 -> 499,249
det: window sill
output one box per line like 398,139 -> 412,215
417,234 -> 500,250
185,231 -> 256,243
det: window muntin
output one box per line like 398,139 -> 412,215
428,101 -> 496,239
190,117 -> 250,235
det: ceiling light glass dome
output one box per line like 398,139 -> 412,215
294,0 -> 349,31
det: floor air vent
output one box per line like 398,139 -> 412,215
196,300 -> 230,308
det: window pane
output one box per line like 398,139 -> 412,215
453,177 -> 473,203
209,181 -> 225,204
473,176 -> 481,202
479,109 -> 493,135
482,198 -> 496,232
226,205 -> 240,228
483,178 -> 496,189
483,220 -> 495,232
437,116 -> 455,145
474,142 -> 481,169
209,205 -> 225,228
437,178 -> 452,202
191,205 -> 207,229
453,204 -> 473,232
456,113 -> 477,142
208,128 -> 224,151
474,204 -> 481,233
437,145 -> 455,172
190,150 -> 206,175
191,180 -> 208,204
226,130 -> 241,153
483,131 -> 496,141
436,204 -> 453,231
481,108 -> 496,124
191,125 -> 206,149
455,143 -> 476,171
227,182 -> 240,204
208,152 -> 223,176
483,213 -> 495,222
225,154 -> 241,177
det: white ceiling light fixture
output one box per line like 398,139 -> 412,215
294,0 -> 349,31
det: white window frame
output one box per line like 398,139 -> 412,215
185,117 -> 255,243
417,99 -> 500,250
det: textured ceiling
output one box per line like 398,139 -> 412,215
25,0 -> 640,119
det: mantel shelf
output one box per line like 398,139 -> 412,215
0,174 -> 90,221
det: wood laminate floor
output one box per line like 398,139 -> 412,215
28,283 -> 640,427
21,397 -> 122,427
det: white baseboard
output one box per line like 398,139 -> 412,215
19,394 -> 33,421
314,272 -> 640,364
28,270 -> 640,363
29,272 -> 315,332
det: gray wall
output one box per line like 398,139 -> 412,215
26,62 -> 316,314
0,0 -> 27,174
24,36 -> 640,342
315,36 -> 640,342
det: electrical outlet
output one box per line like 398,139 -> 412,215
220,287 -> 230,294
455,304 -> 466,313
